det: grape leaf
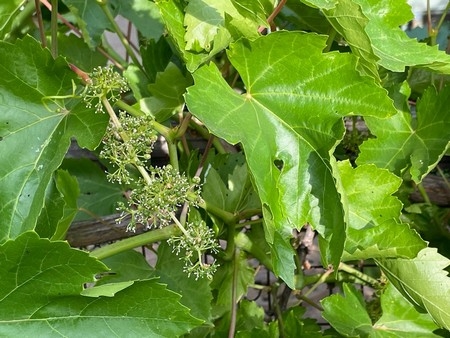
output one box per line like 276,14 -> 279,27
321,283 -> 441,337
353,0 -> 450,73
338,161 -> 426,260
62,0 -> 114,49
358,85 -> 450,183
374,284 -> 441,337
0,36 -> 107,243
140,62 -> 192,122
0,232 -> 202,336
0,0 -> 25,39
153,242 -> 213,324
321,283 -> 373,336
377,247 -> 450,330
186,31 -> 396,287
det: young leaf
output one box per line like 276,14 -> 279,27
140,62 -> 192,122
377,247 -> 450,330
186,31 -> 396,287
0,36 -> 107,243
358,85 -> 450,183
337,161 -> 426,260
0,232 -> 202,336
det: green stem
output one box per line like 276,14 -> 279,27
338,262 -> 381,288
174,111 -> 192,139
223,224 -> 236,261
98,0 -> 144,74
228,248 -> 239,338
34,0 -> 46,48
90,224 -> 179,260
234,231 -> 272,270
304,268 -> 334,298
324,27 -> 337,53
197,198 -> 236,224
417,182 -> 432,205
436,165 -> 450,190
51,0 -> 58,58
115,100 -> 144,117
435,1 -> 450,33
189,121 -> 227,154
167,140 -> 179,171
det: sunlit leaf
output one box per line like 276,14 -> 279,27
186,31 -> 396,287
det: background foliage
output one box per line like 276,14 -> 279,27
0,0 -> 449,336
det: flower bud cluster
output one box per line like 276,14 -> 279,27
101,112 -> 157,184
83,65 -> 129,113
117,165 -> 199,231
168,220 -> 220,280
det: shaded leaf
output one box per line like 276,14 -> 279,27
154,241 -> 213,324
0,0 -> 27,39
141,62 -> 192,121
338,161 -> 426,260
0,36 -> 107,243
60,158 -> 125,222
116,0 -> 164,41
377,247 -> 450,330
186,31 -> 396,287
321,283 -> 373,337
358,85 -> 450,183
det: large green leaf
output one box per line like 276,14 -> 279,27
338,161 -> 426,260
377,247 -> 450,330
358,85 -> 450,183
0,36 -> 107,243
0,232 -> 202,336
321,283 -> 441,337
186,31 -> 396,287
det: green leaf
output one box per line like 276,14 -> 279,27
97,250 -> 154,285
300,0 -> 337,10
358,85 -> 450,183
140,62 -> 192,121
51,169 -> 80,240
62,0 -> 114,49
337,161 -> 426,260
377,247 -> 450,330
322,283 -> 442,337
373,284 -> 441,337
0,36 -> 107,243
322,0 -> 379,78
186,31 -> 396,287
321,283 -> 373,336
0,232 -> 202,336
0,0 -> 25,39
211,251 -> 255,318
154,242 -> 213,324
0,231 -> 107,319
230,0 -> 274,28
353,0 -> 450,73
60,158 -> 125,222
116,0 -> 164,41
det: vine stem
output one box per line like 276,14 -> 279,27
50,0 -> 58,58
228,248 -> 239,338
338,262 -> 381,288
90,224 -> 179,260
34,0 -> 46,48
98,0 -> 145,74
258,0 -> 287,33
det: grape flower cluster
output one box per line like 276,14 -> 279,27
82,66 -> 219,279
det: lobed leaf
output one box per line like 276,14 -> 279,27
322,283 -> 441,337
186,31 -> 396,287
0,232 -> 202,336
0,36 -> 107,243
338,161 -> 426,260
358,85 -> 450,183
377,247 -> 450,330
